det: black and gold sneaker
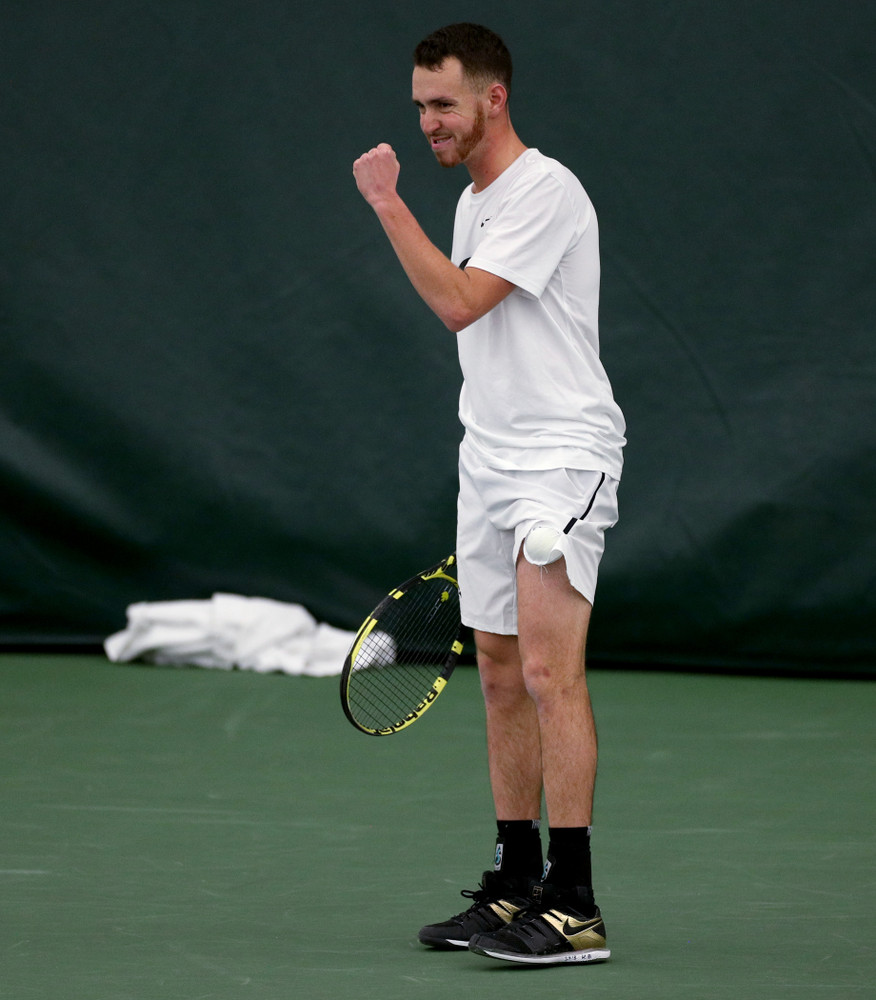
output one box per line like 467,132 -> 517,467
417,871 -> 531,949
468,883 -> 610,965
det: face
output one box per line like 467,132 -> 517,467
412,57 -> 489,169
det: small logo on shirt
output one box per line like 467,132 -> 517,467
480,216 -> 492,227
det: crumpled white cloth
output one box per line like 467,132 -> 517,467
104,594 -> 354,676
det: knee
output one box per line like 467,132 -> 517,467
521,654 -> 586,708
520,656 -> 554,705
476,636 -> 527,708
481,670 -> 529,713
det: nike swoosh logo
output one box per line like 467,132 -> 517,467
562,916 -> 600,936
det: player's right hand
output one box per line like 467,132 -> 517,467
353,143 -> 401,208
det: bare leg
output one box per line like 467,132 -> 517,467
516,555 -> 596,828
475,629 -> 543,821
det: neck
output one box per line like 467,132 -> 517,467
467,127 -> 527,192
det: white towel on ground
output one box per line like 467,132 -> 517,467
104,594 -> 354,676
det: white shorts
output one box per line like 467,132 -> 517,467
456,438 -> 620,635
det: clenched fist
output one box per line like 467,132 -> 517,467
353,143 -> 401,208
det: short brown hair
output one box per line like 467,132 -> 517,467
413,23 -> 513,98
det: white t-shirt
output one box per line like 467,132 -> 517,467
452,148 -> 625,477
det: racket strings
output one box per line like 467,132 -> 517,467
347,578 -> 460,730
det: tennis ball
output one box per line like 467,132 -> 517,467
523,525 -> 564,566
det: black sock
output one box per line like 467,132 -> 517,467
544,826 -> 593,890
494,819 -> 543,879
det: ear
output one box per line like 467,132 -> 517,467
486,82 -> 509,117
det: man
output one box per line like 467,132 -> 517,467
353,23 -> 625,966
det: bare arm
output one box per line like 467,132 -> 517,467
353,143 -> 513,333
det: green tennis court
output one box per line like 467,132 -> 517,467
2,653 -> 872,999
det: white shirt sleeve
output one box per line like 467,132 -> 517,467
465,170 -> 589,299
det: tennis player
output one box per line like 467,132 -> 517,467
353,23 -> 625,966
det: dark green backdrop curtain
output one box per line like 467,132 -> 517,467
1,1 -> 874,674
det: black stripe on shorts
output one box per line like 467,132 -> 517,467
562,472 -> 607,535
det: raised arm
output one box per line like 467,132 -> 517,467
353,143 -> 513,333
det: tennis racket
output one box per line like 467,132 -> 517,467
340,553 -> 463,735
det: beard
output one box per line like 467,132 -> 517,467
435,104 -> 488,168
